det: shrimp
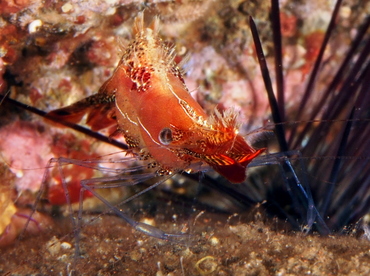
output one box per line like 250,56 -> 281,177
46,13 -> 264,184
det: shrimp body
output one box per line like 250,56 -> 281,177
47,14 -> 264,183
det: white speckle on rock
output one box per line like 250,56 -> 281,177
28,19 -> 42,33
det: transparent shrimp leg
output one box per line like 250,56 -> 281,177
47,156 -> 191,256
248,150 -> 330,234
81,176 -> 187,233
282,156 -> 329,234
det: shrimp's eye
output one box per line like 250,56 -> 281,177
159,128 -> 173,145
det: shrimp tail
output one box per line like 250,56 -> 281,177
46,93 -> 116,132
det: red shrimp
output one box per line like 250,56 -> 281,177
46,14 -> 264,184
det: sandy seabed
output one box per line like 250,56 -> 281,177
1,213 -> 370,276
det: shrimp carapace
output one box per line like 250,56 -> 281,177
46,14 -> 264,183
